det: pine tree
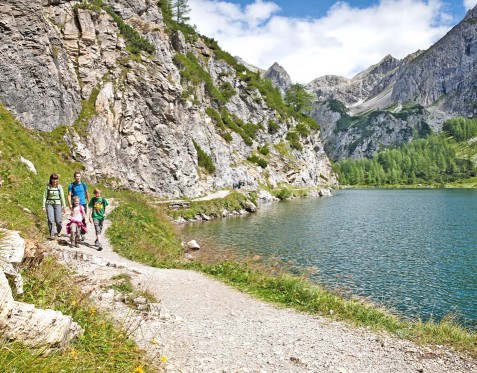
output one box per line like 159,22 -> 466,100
284,84 -> 314,113
170,0 -> 191,24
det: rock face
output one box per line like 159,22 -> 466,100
310,101 -> 433,161
306,55 -> 402,108
306,6 -> 477,160
391,7 -> 477,117
0,0 -> 81,132
0,0 -> 336,197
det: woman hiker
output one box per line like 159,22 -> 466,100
42,173 -> 67,239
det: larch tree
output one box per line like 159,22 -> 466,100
170,0 -> 191,24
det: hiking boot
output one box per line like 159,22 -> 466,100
81,234 -> 85,241
94,239 -> 99,247
97,244 -> 103,251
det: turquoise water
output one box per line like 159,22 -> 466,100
181,189 -> 477,327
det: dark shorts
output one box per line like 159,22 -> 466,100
93,219 -> 104,235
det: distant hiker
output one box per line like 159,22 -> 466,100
42,173 -> 66,239
88,188 -> 108,251
66,196 -> 87,247
68,171 -> 90,240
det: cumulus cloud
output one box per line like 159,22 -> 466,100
189,0 -> 455,83
464,0 -> 477,10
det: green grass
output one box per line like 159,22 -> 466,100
0,104 -> 74,237
2,258 -> 154,372
0,104 -> 157,371
192,139 -> 216,174
106,192 -> 183,266
164,191 -> 254,221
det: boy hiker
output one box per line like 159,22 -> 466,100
89,188 -> 108,250
68,171 -> 90,239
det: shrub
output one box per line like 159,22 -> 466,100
192,139 -> 216,174
219,82 -> 236,102
268,120 -> 280,134
258,145 -> 270,156
221,109 -> 253,146
242,123 -> 260,139
173,53 -> 230,105
286,131 -> 303,150
296,122 -> 310,137
274,186 -> 292,200
247,154 -> 268,168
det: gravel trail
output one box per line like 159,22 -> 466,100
48,201 -> 477,373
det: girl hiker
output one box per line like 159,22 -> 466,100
42,173 -> 67,239
67,171 -> 90,240
66,196 -> 87,247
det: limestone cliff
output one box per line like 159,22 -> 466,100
0,0 -> 336,197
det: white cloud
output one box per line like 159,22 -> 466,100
464,0 -> 477,10
189,0 -> 454,83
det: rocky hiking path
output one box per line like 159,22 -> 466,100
47,201 -> 476,373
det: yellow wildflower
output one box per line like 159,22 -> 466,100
160,356 -> 167,363
69,348 -> 78,358
133,366 -> 144,373
89,307 -> 96,315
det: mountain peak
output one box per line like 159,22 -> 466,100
263,62 -> 292,93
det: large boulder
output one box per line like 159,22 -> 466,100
0,272 -> 15,330
0,229 -> 25,294
2,302 -> 83,349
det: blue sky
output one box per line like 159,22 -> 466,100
218,0 -> 469,20
189,0 -> 477,83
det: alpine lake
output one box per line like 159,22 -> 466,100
181,189 -> 477,329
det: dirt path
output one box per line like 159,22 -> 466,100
192,190 -> 230,201
47,201 -> 477,373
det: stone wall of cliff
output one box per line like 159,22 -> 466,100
0,0 -> 336,197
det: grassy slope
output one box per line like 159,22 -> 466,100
0,105 -> 154,372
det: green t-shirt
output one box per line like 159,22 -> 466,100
88,197 -> 108,220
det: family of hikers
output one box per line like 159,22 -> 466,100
41,171 -> 108,250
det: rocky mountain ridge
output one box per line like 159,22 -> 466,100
301,6 -> 477,160
0,0 -> 336,197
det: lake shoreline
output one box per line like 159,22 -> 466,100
181,189 -> 477,327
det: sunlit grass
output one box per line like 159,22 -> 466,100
1,257 -> 156,372
0,104 -> 157,371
